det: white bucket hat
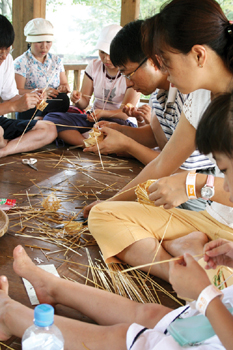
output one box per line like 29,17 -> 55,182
24,18 -> 54,43
95,24 -> 122,55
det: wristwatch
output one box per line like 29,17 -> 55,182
201,175 -> 215,200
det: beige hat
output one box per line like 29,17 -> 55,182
95,24 -> 122,55
0,209 -> 9,238
24,18 -> 54,43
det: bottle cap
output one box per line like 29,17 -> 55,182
34,304 -> 54,327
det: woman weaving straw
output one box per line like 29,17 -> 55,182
44,24 -> 140,147
14,18 -> 70,121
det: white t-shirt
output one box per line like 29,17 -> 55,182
85,59 -> 128,111
127,285 -> 233,350
183,89 -> 233,227
0,54 -> 18,101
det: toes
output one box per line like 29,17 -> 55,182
0,276 -> 9,294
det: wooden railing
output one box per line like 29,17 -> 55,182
64,63 -> 149,105
64,63 -> 87,91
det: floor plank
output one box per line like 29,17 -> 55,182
0,145 -> 183,349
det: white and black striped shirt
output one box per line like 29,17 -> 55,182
150,87 -> 215,171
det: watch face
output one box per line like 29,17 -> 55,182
201,186 -> 214,199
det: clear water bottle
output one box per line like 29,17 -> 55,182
22,304 -> 64,350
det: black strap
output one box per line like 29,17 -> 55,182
164,306 -> 190,335
129,327 -> 148,349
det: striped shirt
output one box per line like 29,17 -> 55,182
149,87 -> 215,171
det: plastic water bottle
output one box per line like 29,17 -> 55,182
22,304 -> 64,350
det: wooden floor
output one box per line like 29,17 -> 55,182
0,144 -> 183,349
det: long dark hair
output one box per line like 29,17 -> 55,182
142,0 -> 233,73
196,93 -> 233,157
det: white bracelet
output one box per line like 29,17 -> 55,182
186,172 -> 197,199
196,285 -> 223,315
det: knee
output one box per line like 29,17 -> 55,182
38,121 -> 57,140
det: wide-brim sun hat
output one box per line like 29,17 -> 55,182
95,24 -> 122,55
24,18 -> 54,43
0,209 -> 9,238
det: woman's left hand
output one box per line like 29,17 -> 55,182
44,87 -> 59,99
148,172 -> 188,209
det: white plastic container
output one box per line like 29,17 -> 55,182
22,304 -> 64,350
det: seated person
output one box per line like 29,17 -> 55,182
44,24 -> 140,147
0,15 -> 57,158
83,20 -> 215,214
14,18 -> 70,120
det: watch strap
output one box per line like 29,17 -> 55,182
196,285 -> 223,315
186,172 -> 197,199
206,175 -> 214,188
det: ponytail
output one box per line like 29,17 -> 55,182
142,0 -> 233,74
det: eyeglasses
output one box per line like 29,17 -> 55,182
0,46 -> 14,59
120,57 -> 148,80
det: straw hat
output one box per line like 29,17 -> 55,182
95,24 -> 122,55
0,209 -> 9,237
24,18 -> 54,43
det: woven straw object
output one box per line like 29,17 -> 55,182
83,128 -> 104,148
135,179 -> 157,206
0,209 -> 9,237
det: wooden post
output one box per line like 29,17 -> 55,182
121,0 -> 140,27
12,0 -> 46,59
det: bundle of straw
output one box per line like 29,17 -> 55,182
83,128 -> 104,148
42,193 -> 61,212
135,179 -> 157,206
37,99 -> 48,111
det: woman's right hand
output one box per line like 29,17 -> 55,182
169,254 -> 211,300
94,121 -> 122,131
204,239 -> 233,269
71,90 -> 82,104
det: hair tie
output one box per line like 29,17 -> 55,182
227,21 -> 233,38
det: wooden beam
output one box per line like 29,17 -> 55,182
12,0 -> 46,59
121,0 -> 140,27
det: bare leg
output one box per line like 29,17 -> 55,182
0,121 -> 57,158
117,238 -> 172,281
13,246 -> 171,327
0,126 -> 7,149
0,274 -> 129,349
58,130 -> 85,146
163,231 -> 209,259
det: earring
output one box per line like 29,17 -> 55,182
199,64 -> 203,68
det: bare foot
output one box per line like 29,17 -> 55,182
13,245 -> 57,306
0,276 -> 12,340
162,231 -> 209,259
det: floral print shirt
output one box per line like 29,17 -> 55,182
14,49 -> 64,90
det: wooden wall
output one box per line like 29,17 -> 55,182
121,0 -> 140,27
12,0 -> 46,59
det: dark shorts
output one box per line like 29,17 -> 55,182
15,93 -> 70,120
44,112 -> 137,134
0,116 -> 37,140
